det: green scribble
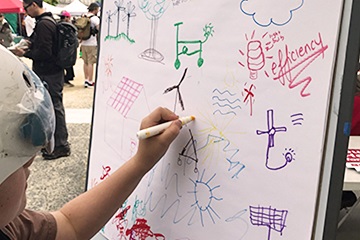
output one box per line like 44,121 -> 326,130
104,33 -> 135,44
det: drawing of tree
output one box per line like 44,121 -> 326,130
138,0 -> 168,62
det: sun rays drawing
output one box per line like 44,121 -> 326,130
189,169 -> 223,226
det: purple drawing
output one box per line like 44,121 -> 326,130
256,109 -> 288,170
283,148 -> 296,163
107,77 -> 143,117
290,113 -> 304,126
249,205 -> 288,240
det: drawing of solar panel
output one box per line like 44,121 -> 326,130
249,205 -> 288,240
107,77 -> 143,117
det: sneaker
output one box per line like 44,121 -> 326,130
43,144 -> 71,160
84,80 -> 95,88
64,82 -> 75,87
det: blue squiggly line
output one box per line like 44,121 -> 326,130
197,135 -> 245,179
225,209 -> 249,240
212,88 -> 236,96
213,110 -> 236,116
141,163 -> 198,225
212,96 -> 242,104
213,102 -> 242,110
144,190 -> 198,225
161,163 -> 182,198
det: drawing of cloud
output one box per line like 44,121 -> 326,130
240,0 -> 304,27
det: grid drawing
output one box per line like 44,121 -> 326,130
249,205 -> 288,240
107,77 -> 143,117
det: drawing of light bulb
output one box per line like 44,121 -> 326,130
246,40 -> 265,80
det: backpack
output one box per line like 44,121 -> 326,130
74,15 -> 98,40
41,16 -> 79,68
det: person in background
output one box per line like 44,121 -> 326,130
24,13 -> 36,37
60,10 -> 75,87
81,2 -> 100,88
0,21 -> 13,48
340,65 -> 360,210
0,45 -> 181,239
11,0 -> 71,160
0,13 -> 7,27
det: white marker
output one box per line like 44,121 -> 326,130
136,115 -> 195,140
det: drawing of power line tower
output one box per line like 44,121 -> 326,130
124,1 -> 136,37
114,0 -> 125,35
174,22 -> 214,69
249,205 -> 288,240
138,0 -> 168,63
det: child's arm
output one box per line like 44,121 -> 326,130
52,107 -> 181,240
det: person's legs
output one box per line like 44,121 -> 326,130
86,63 -> 94,81
64,67 -> 74,87
40,71 -> 70,160
83,62 -> 89,80
82,45 -> 97,87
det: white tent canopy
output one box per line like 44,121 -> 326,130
43,2 -> 63,15
62,0 -> 88,16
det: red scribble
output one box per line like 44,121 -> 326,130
100,165 -> 111,180
112,206 -> 131,238
126,218 -> 165,240
243,83 -> 256,116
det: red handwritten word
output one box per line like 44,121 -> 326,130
126,218 -> 165,240
271,32 -> 328,97
100,165 -> 111,180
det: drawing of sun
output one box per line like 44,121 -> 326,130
283,148 -> 296,163
189,170 -> 223,226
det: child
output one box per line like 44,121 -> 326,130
0,45 -> 181,239
0,21 -> 13,48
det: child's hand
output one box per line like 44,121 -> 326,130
134,107 -> 181,173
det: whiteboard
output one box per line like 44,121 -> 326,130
87,0 -> 346,239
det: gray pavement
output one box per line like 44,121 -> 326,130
22,54 -> 94,211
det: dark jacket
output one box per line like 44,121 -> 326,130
24,12 -> 62,75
